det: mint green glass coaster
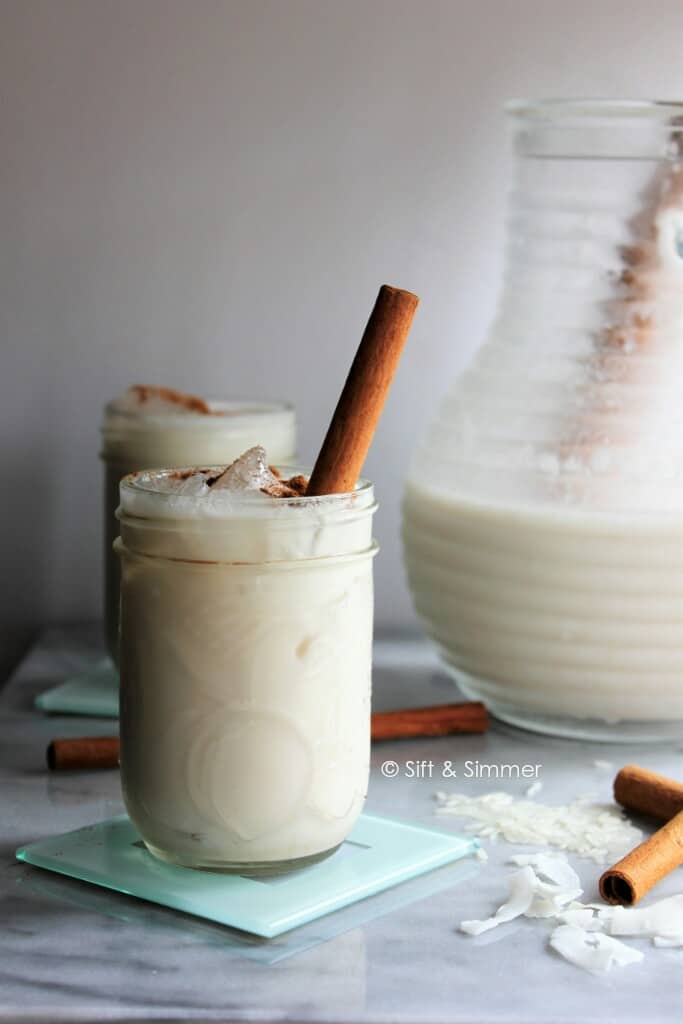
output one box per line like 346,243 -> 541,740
34,658 -> 119,717
18,850 -> 479,964
17,814 -> 477,938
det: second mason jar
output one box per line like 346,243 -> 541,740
116,467 -> 378,873
101,395 -> 297,663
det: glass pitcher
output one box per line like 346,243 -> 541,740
403,100 -> 683,741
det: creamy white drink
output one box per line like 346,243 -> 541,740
404,487 -> 683,726
116,448 -> 377,871
403,101 -> 683,740
101,387 -> 297,662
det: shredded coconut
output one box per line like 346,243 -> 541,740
549,926 -> 644,973
458,854 -> 682,973
461,866 -> 540,935
436,790 -> 641,863
461,854 -> 581,935
600,895 -> 683,944
556,906 -> 601,930
653,935 -> 683,948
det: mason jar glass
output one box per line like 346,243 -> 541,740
403,100 -> 683,742
116,468 -> 377,872
101,398 -> 296,663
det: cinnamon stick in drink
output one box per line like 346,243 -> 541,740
46,701 -> 488,770
307,284 -> 419,496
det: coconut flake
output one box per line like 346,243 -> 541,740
511,853 -> 582,918
461,854 -> 583,934
550,925 -> 644,973
556,907 -> 602,930
436,790 -> 641,864
600,894 -> 683,943
653,936 -> 683,948
459,861 -> 683,972
526,781 -> 543,798
509,852 -> 581,891
460,866 -> 537,935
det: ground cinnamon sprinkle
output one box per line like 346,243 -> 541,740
130,385 -> 211,414
286,475 -> 308,495
170,467 -> 217,482
261,474 -> 309,498
146,464 -> 309,497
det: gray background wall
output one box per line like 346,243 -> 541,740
3,0 -> 683,680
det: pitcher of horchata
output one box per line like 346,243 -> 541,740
403,99 -> 683,742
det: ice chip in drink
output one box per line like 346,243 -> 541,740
173,472 -> 211,497
155,471 -> 211,496
211,446 -> 281,493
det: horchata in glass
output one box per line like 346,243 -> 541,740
116,448 -> 377,872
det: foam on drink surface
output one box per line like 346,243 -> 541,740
124,448 -> 298,518
150,447 -> 282,500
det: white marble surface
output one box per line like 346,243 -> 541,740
3,626 -> 683,1023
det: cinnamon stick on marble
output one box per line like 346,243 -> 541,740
599,809 -> 683,906
371,702 -> 489,739
600,765 -> 683,906
46,702 -> 488,770
613,764 -> 683,822
46,736 -> 120,771
306,284 -> 419,496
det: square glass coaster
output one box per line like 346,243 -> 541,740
34,658 -> 119,717
16,813 -> 477,938
18,847 -> 479,965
